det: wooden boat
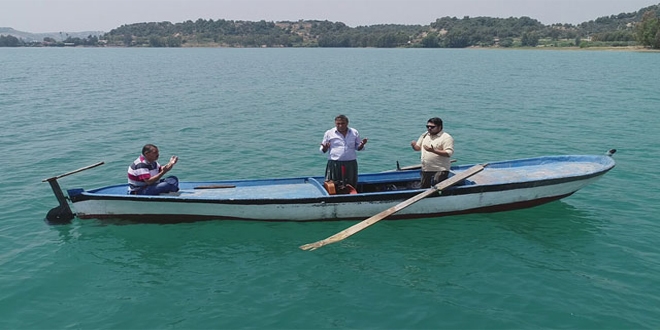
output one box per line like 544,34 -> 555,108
43,151 -> 616,224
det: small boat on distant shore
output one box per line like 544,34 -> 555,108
43,150 -> 616,224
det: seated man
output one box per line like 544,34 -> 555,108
127,144 -> 179,195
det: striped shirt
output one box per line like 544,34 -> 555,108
127,155 -> 161,192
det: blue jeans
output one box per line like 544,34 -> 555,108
137,176 -> 179,195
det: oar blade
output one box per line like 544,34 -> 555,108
299,213 -> 386,250
299,242 -> 324,251
300,163 -> 486,250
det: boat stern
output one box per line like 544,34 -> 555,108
66,188 -> 86,202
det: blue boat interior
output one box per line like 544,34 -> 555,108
69,155 -> 615,201
73,169 -> 429,200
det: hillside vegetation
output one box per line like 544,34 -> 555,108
2,4 -> 659,49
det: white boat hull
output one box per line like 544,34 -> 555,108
70,169 -> 605,222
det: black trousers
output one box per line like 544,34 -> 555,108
325,159 -> 358,188
420,171 -> 449,188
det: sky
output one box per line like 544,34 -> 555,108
2,0 -> 659,33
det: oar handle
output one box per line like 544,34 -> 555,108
42,161 -> 105,182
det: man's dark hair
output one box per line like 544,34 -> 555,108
427,117 -> 443,128
142,144 -> 157,155
335,114 -> 349,123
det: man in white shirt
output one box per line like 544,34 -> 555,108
320,115 -> 368,190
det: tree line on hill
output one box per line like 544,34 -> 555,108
2,4 -> 659,49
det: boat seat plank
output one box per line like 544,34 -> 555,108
179,181 -> 327,200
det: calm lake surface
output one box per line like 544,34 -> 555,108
1,47 -> 659,329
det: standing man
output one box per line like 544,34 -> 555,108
127,144 -> 179,195
410,117 -> 454,188
320,114 -> 368,189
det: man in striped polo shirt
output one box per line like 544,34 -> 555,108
127,144 -> 179,195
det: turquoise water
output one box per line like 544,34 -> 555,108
1,47 -> 659,329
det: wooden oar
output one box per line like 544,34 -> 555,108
42,161 -> 105,182
299,163 -> 487,251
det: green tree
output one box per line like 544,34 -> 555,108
149,36 -> 165,47
635,10 -> 660,48
499,37 -> 513,47
421,32 -> 439,47
122,34 -> 133,46
521,32 -> 539,46
444,29 -> 470,48
0,34 -> 22,47
167,36 -> 182,47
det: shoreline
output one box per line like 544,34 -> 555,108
437,45 -> 660,52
